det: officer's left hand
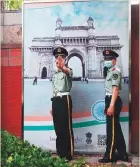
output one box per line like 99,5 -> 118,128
107,106 -> 114,116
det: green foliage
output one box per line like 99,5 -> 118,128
1,130 -> 69,167
1,130 -> 127,167
4,0 -> 22,10
69,157 -> 86,167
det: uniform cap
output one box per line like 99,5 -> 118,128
53,47 -> 68,58
103,50 -> 119,60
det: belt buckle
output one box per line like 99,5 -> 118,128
57,92 -> 62,98
60,92 -> 62,98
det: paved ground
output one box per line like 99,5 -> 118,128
84,155 -> 139,167
52,153 -> 139,166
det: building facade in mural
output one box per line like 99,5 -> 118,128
28,17 -> 123,79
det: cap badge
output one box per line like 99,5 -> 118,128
58,48 -> 61,53
106,50 -> 109,54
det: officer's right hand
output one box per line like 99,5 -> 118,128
56,56 -> 64,69
107,106 -> 115,116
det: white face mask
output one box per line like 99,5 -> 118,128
104,60 -> 113,69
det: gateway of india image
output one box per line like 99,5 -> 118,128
27,17 -> 123,79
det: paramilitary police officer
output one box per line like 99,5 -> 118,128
99,50 -> 129,163
51,46 -> 74,161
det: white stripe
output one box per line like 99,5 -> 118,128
24,121 -> 54,126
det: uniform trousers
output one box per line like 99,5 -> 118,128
104,95 -> 127,159
52,95 -> 74,160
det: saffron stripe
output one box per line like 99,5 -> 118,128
24,106 -> 128,121
24,117 -> 129,131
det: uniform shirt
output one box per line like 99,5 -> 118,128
52,67 -> 73,95
105,66 -> 122,94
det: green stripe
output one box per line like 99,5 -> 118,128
120,117 -> 129,122
24,117 -> 129,131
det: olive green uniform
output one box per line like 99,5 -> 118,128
51,68 -> 74,160
52,68 -> 73,95
105,67 -> 122,93
104,66 -> 127,160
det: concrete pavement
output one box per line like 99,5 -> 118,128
52,154 -> 139,166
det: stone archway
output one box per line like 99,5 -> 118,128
66,53 -> 85,78
41,67 -> 47,79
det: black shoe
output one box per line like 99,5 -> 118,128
98,156 -> 117,163
118,154 -> 129,162
59,155 -> 72,161
66,156 -> 72,161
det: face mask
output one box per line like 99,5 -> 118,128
104,60 -> 113,69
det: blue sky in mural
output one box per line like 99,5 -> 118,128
24,1 -> 128,37
24,1 -> 129,76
